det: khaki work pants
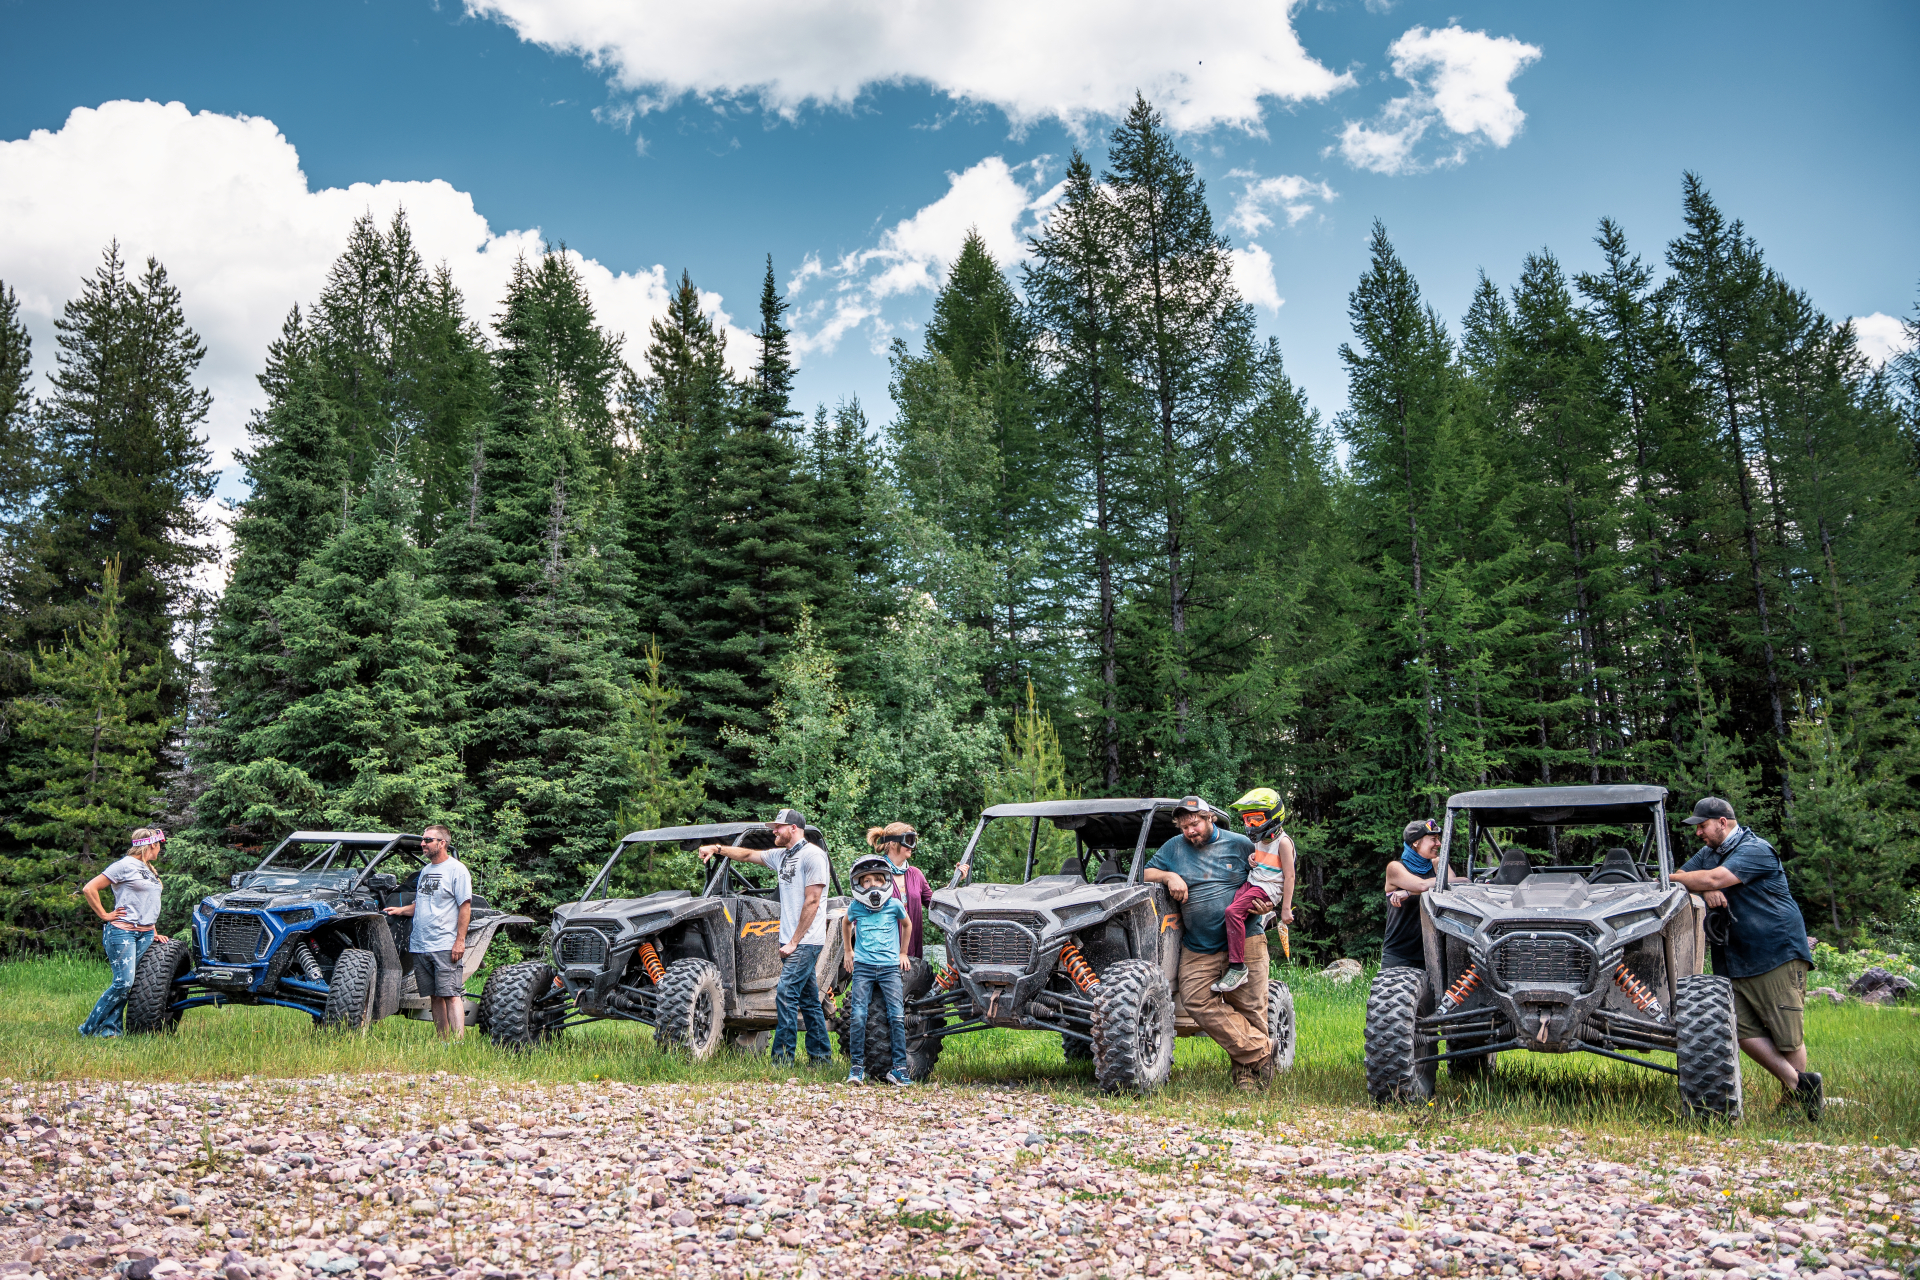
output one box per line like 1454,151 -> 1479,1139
1177,933 -> 1270,1067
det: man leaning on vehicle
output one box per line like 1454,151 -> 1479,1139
1669,796 -> 1823,1120
1144,796 -> 1273,1091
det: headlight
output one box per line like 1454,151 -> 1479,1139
1435,908 -> 1482,931
1048,904 -> 1107,934
928,902 -> 959,929
1605,909 -> 1662,931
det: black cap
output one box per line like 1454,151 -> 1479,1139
1403,817 -> 1442,844
1681,796 -> 1736,826
770,807 -> 808,828
1170,795 -> 1212,817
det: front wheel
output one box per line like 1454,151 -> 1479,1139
1364,966 -> 1436,1103
1091,959 -> 1175,1094
1266,980 -> 1296,1076
653,958 -> 725,1060
126,937 -> 192,1034
481,961 -> 567,1049
319,948 -> 378,1031
1674,974 -> 1743,1121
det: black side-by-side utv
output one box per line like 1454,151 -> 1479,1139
1362,784 -> 1742,1119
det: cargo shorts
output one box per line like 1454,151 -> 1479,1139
1731,958 -> 1808,1053
413,949 -> 463,998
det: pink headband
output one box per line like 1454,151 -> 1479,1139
130,831 -> 167,848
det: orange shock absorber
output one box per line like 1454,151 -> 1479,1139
1057,939 -> 1100,992
1613,963 -> 1664,1017
636,940 -> 666,985
934,964 -> 961,991
1438,964 -> 1481,1012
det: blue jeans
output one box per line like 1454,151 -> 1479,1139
771,943 -> 832,1062
847,961 -> 907,1075
80,925 -> 154,1037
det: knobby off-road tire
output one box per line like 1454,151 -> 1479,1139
1674,973 -> 1743,1121
1061,1031 -> 1095,1063
653,958 -> 725,1060
319,948 -> 378,1031
482,960 -> 566,1050
1365,966 -> 1437,1103
1267,980 -> 1297,1075
1091,959 -> 1175,1094
126,937 -> 192,1034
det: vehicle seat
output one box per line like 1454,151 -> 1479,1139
1492,848 -> 1533,885
1058,855 -> 1084,878
1587,847 -> 1642,884
1093,857 -> 1128,884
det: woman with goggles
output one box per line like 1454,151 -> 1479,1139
863,824 -> 933,960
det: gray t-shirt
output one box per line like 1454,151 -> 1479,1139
409,857 -> 473,954
762,840 -> 829,947
102,855 -> 163,927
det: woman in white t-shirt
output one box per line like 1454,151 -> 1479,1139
77,827 -> 171,1038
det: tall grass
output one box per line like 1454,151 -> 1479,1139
7,957 -> 1916,1153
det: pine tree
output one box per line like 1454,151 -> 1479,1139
0,281 -> 32,520
2,561 -> 165,946
978,682 -> 1080,883
748,256 -> 799,436
12,244 -> 216,712
609,637 -> 707,893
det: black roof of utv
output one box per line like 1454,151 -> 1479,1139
981,797 -> 1232,853
1447,784 -> 1668,827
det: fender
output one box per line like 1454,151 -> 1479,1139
461,914 -> 537,985
346,911 -> 403,1020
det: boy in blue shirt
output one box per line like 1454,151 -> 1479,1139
841,853 -> 914,1085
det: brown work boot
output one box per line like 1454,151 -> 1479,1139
1231,1062 -> 1260,1092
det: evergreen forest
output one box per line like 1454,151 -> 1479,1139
4,98 -> 1918,959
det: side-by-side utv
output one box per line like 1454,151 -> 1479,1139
128,831 -> 534,1033
904,799 -> 1296,1093
479,823 -> 847,1058
1362,784 -> 1741,1119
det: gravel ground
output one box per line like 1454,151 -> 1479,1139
2,1074 -> 1917,1280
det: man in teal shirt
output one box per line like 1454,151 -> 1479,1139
1145,796 -> 1272,1090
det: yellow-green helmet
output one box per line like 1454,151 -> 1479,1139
1232,788 -> 1285,822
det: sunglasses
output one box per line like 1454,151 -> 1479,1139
881,833 -> 918,850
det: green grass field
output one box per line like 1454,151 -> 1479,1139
6,955 -> 1917,1155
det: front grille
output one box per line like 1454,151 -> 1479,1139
278,908 -> 315,924
956,923 -> 1035,968
557,929 -> 608,968
1494,936 -> 1593,985
225,895 -> 269,907
211,912 -> 267,963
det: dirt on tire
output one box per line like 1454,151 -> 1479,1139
1364,965 -> 1435,1103
125,937 -> 191,1034
1091,958 -> 1174,1094
1674,973 -> 1744,1121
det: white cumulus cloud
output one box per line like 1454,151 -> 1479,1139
1228,173 -> 1338,237
1338,25 -> 1541,175
465,0 -> 1353,133
792,157 -> 1061,358
1852,312 -> 1914,367
1229,244 -> 1284,313
0,100 -> 748,479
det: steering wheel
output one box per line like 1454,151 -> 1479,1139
1096,872 -> 1129,885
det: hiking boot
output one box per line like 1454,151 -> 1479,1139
1211,964 -> 1250,994
1795,1070 -> 1824,1122
1231,1063 -> 1260,1092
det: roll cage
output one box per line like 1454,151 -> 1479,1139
580,822 -> 844,902
1434,784 -> 1675,892
946,798 -> 1236,888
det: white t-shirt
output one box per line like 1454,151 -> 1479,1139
762,840 -> 829,947
102,855 -> 163,927
409,857 -> 473,953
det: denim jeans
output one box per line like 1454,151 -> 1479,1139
771,943 -> 832,1062
847,961 -> 907,1075
79,925 -> 154,1037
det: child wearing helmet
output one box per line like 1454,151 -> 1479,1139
841,854 -> 914,1086
1213,788 -> 1297,994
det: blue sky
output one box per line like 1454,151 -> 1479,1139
1,0 -> 1915,500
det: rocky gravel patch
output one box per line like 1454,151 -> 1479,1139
1,1075 -> 1916,1280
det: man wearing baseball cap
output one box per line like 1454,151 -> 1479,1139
1670,796 -> 1822,1120
699,808 -> 834,1066
1144,796 -> 1272,1090
1382,817 -> 1443,971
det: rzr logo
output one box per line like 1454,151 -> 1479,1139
739,920 -> 779,938
1161,912 -> 1179,934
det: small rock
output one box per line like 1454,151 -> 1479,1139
778,1229 -> 805,1247
1320,958 -> 1364,983
667,1210 -> 695,1228
225,1266 -> 251,1280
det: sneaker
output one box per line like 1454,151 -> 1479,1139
1795,1070 -> 1824,1122
1211,964 -> 1249,994
845,1068 -> 866,1085
886,1070 -> 914,1087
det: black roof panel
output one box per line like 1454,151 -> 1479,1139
1447,784 -> 1668,827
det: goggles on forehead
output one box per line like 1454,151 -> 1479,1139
131,830 -> 168,849
880,832 -> 918,850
